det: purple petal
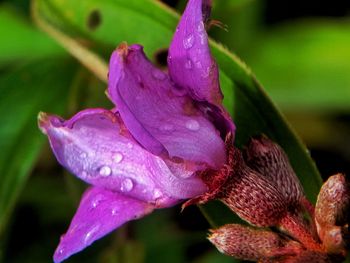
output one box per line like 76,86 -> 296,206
107,44 -> 226,169
168,0 -> 222,105
38,109 -> 207,201
53,187 -> 154,263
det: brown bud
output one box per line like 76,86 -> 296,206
208,224 -> 301,261
315,173 -> 349,255
244,136 -> 304,205
220,148 -> 289,227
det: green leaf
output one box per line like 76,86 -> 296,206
0,57 -> 76,236
33,0 -> 322,226
0,5 -> 64,64
243,19 -> 350,112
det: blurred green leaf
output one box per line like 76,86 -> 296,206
0,5 -> 63,64
210,0 -> 262,52
0,57 -> 76,236
33,0 -> 322,230
243,19 -> 350,111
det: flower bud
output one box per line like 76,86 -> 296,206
315,173 -> 349,255
220,148 -> 289,227
208,224 -> 301,261
244,136 -> 304,205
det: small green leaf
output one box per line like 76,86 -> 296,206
0,57 -> 76,236
33,0 -> 322,227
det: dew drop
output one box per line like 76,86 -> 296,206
197,21 -> 205,32
111,207 -> 118,216
84,224 -> 100,244
121,178 -> 134,192
185,119 -> 200,131
80,152 -> 87,159
184,59 -> 192,69
153,189 -> 162,199
57,247 -> 65,256
114,152 -> 123,163
183,34 -> 194,49
160,124 -> 174,131
91,194 -> 104,208
127,142 -> 133,149
99,165 -> 112,176
152,69 -> 166,80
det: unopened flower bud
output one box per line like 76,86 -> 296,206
220,148 -> 289,227
315,173 -> 349,255
244,136 -> 304,205
208,224 -> 301,261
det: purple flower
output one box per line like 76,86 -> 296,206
38,0 -> 234,262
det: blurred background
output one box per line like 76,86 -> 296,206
0,0 -> 349,262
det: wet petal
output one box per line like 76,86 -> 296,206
107,44 -> 225,169
53,187 -> 153,263
38,109 -> 207,201
168,0 -> 222,105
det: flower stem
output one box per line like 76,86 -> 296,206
279,211 -> 323,252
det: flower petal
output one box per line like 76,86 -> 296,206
107,44 -> 226,169
168,0 -> 222,105
38,109 -> 207,201
53,187 -> 153,263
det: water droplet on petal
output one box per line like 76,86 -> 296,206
114,152 -> 123,163
121,178 -> 134,192
127,142 -> 133,149
183,34 -> 194,49
152,69 -> 166,80
80,152 -> 87,159
195,61 -> 202,69
91,194 -> 105,208
84,224 -> 100,244
153,189 -> 162,199
99,165 -> 112,176
185,119 -> 200,131
57,247 -> 65,256
111,207 -> 118,216
184,59 -> 192,69
197,21 -> 205,32
160,124 -> 174,131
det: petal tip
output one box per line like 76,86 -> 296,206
53,244 -> 67,263
37,111 -> 49,133
116,41 -> 129,58
37,112 -> 64,134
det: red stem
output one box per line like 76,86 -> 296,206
279,211 -> 323,252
